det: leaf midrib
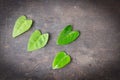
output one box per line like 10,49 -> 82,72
15,19 -> 27,33
59,31 -> 73,40
54,55 -> 68,68
32,34 -> 42,45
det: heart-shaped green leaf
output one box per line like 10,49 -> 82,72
56,25 -> 80,45
12,15 -> 33,38
52,51 -> 71,69
27,30 -> 49,51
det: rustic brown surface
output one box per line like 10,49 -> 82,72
0,0 -> 120,80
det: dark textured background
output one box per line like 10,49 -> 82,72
0,0 -> 120,80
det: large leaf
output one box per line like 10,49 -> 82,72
52,51 -> 71,69
27,30 -> 49,51
56,25 -> 80,45
12,15 -> 33,38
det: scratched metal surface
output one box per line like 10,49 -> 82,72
0,0 -> 120,80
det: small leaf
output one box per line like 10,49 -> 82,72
52,51 -> 71,69
27,30 -> 49,51
12,15 -> 33,38
56,25 -> 80,45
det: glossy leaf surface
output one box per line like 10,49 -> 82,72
12,15 -> 33,38
56,25 -> 80,45
52,51 -> 71,69
27,30 -> 49,51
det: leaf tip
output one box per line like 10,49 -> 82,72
12,34 -> 17,38
52,67 -> 57,70
27,48 -> 30,51
27,46 -> 33,52
12,35 -> 15,38
56,41 -> 59,45
52,65 -> 59,70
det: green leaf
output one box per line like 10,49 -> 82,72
27,30 -> 49,51
52,51 -> 71,69
12,15 -> 33,38
56,25 -> 80,45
